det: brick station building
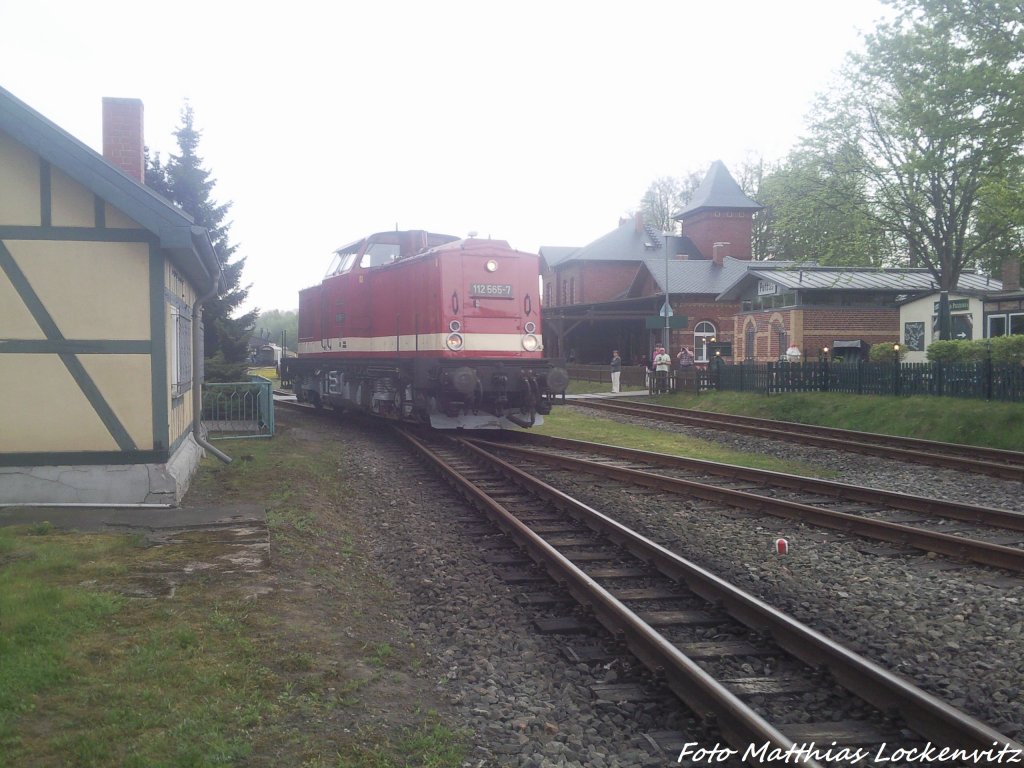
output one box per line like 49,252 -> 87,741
540,160 -> 1011,367
541,161 -> 762,365
716,265 -> 1003,363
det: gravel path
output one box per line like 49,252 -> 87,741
334,409 -> 1024,767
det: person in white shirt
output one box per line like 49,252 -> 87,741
653,346 -> 672,393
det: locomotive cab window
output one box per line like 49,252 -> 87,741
326,251 -> 359,276
359,242 -> 402,269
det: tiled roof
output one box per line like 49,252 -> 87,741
716,265 -> 1002,299
634,256 -> 770,296
538,246 -> 579,268
554,219 -> 701,264
674,160 -> 763,218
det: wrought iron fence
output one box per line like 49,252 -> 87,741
202,375 -> 275,439
708,360 -> 1023,402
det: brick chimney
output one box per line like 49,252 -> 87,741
712,241 -> 730,267
1002,255 -> 1021,291
634,211 -> 644,233
102,97 -> 145,183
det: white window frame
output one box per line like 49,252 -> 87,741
694,321 -> 717,363
171,308 -> 192,398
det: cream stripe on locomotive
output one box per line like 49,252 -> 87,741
298,332 -> 538,356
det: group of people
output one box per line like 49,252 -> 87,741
609,345 -> 695,393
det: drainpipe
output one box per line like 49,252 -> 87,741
191,228 -> 233,464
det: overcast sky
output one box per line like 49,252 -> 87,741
2,0 -> 888,313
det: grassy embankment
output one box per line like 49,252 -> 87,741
646,390 -> 1024,452
0,423 -> 467,768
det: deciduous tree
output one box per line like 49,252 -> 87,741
812,0 -> 1024,336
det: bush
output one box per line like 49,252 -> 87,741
869,342 -> 906,362
924,339 -> 962,362
990,334 -> 1024,365
926,337 -> 1024,363
204,352 -> 249,382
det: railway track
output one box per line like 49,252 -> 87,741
396,426 -> 1020,765
572,399 -> 1024,481
475,433 -> 1024,574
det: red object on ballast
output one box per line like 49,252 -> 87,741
775,538 -> 788,555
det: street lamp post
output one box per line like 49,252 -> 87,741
893,343 -> 901,395
663,233 -> 671,350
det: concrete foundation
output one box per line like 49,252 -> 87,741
0,434 -> 205,506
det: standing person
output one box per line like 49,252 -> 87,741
676,346 -> 694,391
676,346 -> 694,369
654,346 -> 671,393
610,350 -> 622,393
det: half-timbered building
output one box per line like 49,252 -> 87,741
0,86 -> 222,504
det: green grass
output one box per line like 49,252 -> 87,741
1,423 -> 468,768
0,524 -> 275,766
337,721 -> 467,768
644,391 -> 1024,451
535,407 -> 829,476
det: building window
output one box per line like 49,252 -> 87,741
745,324 -> 756,360
989,313 -> 1024,337
694,321 -> 716,363
172,308 -> 192,398
545,282 -> 552,307
989,315 -> 1007,337
569,278 -> 575,304
774,323 -> 787,359
932,313 -> 973,341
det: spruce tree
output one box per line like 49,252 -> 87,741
146,103 -> 256,380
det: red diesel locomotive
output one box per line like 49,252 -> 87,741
281,229 -> 568,429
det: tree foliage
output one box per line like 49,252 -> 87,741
812,0 -> 1024,311
146,103 -> 256,378
639,169 -> 705,234
253,309 -> 299,353
755,148 -> 896,266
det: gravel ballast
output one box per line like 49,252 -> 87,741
318,407 -> 1024,766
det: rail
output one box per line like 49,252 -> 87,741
572,399 -> 1024,480
397,427 -> 1021,761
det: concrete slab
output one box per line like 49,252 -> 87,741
0,502 -> 266,534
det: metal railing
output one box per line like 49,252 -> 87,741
202,375 -> 275,439
709,360 -> 1023,402
567,360 -> 1023,401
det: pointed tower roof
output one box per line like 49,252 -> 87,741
673,160 -> 763,219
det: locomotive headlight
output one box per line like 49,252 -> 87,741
485,259 -> 498,272
524,321 -> 536,334
449,319 -> 461,332
446,332 -> 465,351
522,334 -> 540,352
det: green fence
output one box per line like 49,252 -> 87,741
709,360 -> 1023,402
202,375 -> 275,439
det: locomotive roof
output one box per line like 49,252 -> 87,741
332,230 -> 460,254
